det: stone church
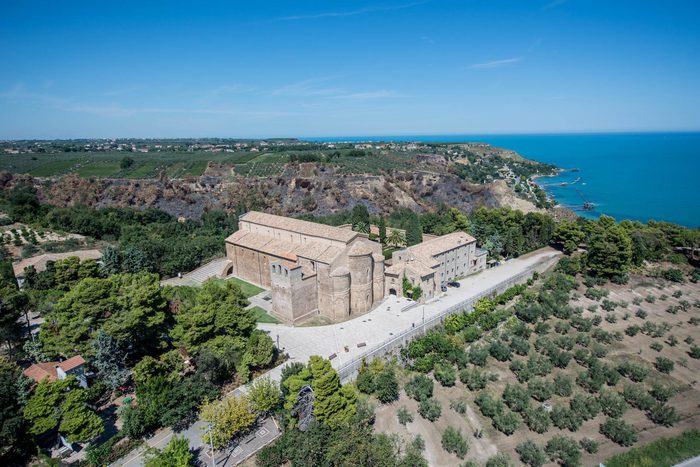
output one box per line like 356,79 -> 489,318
224,211 -> 385,324
224,211 -> 487,325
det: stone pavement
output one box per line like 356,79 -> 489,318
111,247 -> 560,466
160,257 -> 228,287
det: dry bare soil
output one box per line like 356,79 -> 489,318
374,274 -> 700,466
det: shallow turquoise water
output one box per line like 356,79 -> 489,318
306,133 -> 700,228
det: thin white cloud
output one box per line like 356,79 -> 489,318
271,78 -> 344,97
209,84 -> 258,95
274,1 -> 428,21
0,82 -> 71,106
331,90 -> 400,100
469,57 -> 523,69
103,85 -> 144,97
65,104 -> 296,119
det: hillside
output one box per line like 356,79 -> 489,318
0,140 -> 557,218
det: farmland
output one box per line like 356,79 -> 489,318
364,266 -> 700,466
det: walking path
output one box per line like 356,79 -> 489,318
112,247 -> 561,466
160,257 -> 228,287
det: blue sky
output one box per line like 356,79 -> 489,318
1,0 -> 699,139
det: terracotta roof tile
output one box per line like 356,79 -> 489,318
58,355 -> 85,372
404,231 -> 475,259
241,211 -> 358,243
24,362 -> 58,383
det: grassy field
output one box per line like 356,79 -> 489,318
29,159 -> 81,176
75,161 -> 122,177
226,276 -> 264,298
605,429 -> 700,467
250,306 -> 281,324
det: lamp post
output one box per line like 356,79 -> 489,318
205,422 -> 215,467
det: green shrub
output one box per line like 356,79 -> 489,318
528,378 -> 554,402
441,426 -> 469,459
433,362 -> 456,387
621,384 -> 654,411
579,437 -> 599,454
397,406 -> 413,425
450,399 -> 467,415
654,356 -> 674,374
516,440 -> 548,467
475,392 -> 504,418
524,405 -> 551,434
503,383 -> 531,413
489,341 -> 512,362
485,453 -> 514,467
661,268 -> 685,283
554,374 -> 573,397
418,398 -> 442,422
599,390 -> 628,418
493,409 -> 522,435
375,368 -> 400,403
468,345 -> 489,366
617,361 -> 650,382
462,325 -> 482,343
689,345 -> 700,359
647,402 -> 680,427
510,336 -> 530,356
551,405 -> 583,432
600,418 -> 638,446
585,288 -> 608,301
460,367 -> 489,390
650,342 -> 664,352
546,435 -> 581,467
405,374 -> 433,401
569,393 -> 601,421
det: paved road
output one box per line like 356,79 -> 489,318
676,455 -> 700,467
111,247 -> 560,466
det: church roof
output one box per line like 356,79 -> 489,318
239,211 -> 358,244
404,231 -> 475,259
228,230 -> 343,264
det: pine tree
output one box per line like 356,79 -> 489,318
92,330 -> 129,391
309,356 -> 356,427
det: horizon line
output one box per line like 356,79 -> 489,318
3,129 -> 700,143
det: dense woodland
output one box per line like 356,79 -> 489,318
0,182 -> 699,465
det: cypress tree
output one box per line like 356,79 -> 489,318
378,217 -> 387,245
406,214 -> 423,246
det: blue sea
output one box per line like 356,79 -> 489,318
305,133 -> 700,228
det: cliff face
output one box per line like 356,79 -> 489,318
1,164 -> 541,218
